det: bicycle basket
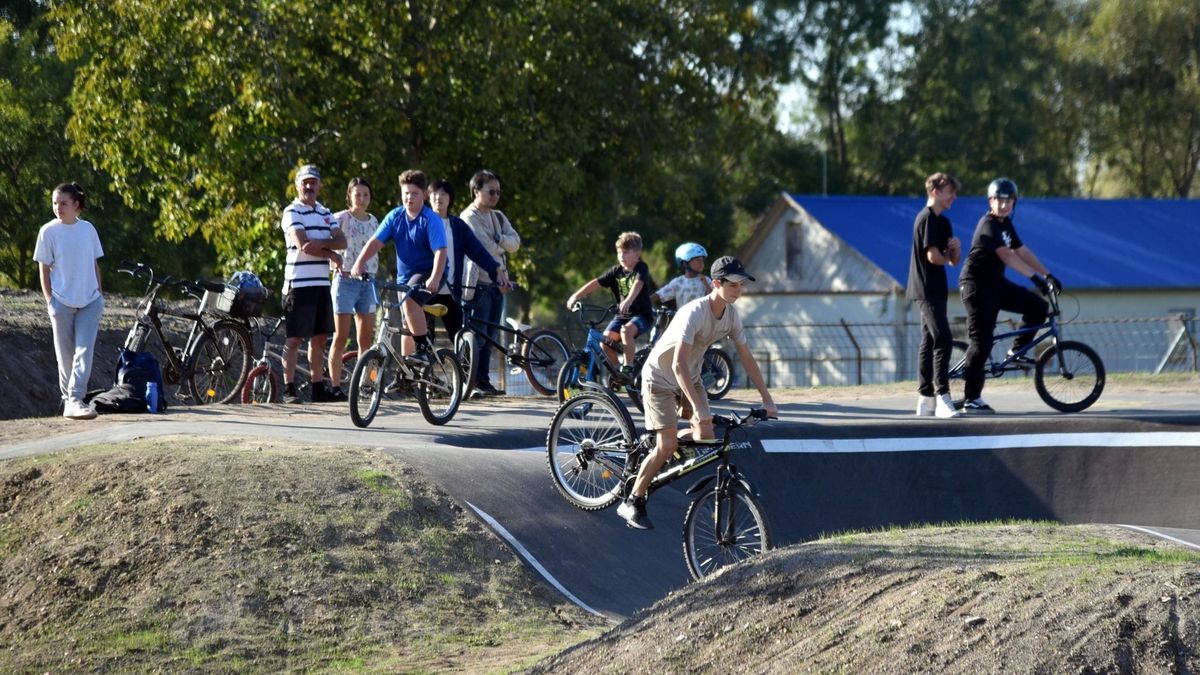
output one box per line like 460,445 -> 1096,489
202,271 -> 268,318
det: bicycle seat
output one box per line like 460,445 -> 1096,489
424,304 -> 449,318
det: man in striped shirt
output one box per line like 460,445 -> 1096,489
280,164 -> 347,403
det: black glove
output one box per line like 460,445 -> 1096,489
1030,273 -> 1050,295
1045,273 -> 1063,294
410,287 -> 434,305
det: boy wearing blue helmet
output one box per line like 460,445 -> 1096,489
651,242 -> 712,310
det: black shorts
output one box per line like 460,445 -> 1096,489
284,285 -> 335,339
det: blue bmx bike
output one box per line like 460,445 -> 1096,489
947,289 -> 1104,412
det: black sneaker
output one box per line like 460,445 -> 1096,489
616,496 -> 653,530
473,381 -> 505,398
325,385 -> 347,403
282,383 -> 301,404
405,348 -> 434,368
310,381 -> 332,402
962,398 -> 996,414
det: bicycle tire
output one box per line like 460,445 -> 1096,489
702,348 -> 734,400
556,354 -> 590,403
683,483 -> 771,581
241,364 -> 277,404
522,328 -> 570,396
349,346 -> 388,428
187,320 -> 252,404
416,347 -> 463,425
545,391 -> 636,510
455,332 -> 480,401
1034,340 -> 1105,413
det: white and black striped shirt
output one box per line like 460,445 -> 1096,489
281,199 -> 335,292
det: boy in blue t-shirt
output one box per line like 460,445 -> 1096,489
351,169 -> 447,362
565,231 -> 654,382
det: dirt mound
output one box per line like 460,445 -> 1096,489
0,438 -> 605,672
531,524 -> 1200,674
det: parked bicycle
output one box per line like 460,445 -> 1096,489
118,261 -> 255,405
545,383 -> 774,580
947,289 -> 1105,412
348,278 -> 463,427
454,282 -> 569,398
240,315 -> 357,404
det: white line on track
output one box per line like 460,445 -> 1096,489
465,501 -> 606,618
763,432 -> 1200,454
1119,525 -> 1200,551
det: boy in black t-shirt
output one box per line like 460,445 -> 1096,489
566,231 -> 654,383
958,178 -> 1062,414
906,172 -> 963,419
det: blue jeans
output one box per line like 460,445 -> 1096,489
472,285 -> 504,386
48,295 -> 105,401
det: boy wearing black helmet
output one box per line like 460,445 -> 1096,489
958,178 -> 1062,414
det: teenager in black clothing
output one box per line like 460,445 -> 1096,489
906,172 -> 963,418
958,178 -> 1063,414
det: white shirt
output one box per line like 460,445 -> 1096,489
33,219 -> 104,308
644,296 -> 745,391
334,210 -> 379,275
656,274 -> 712,307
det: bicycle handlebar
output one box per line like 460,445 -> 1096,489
120,260 -> 223,298
712,407 -> 775,429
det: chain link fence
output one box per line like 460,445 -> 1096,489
738,314 -> 1198,389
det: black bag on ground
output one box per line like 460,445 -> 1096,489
90,383 -> 148,414
89,349 -> 168,414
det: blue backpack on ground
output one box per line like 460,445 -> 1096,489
91,349 -> 167,414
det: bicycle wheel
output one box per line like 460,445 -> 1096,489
702,348 -> 734,400
683,483 -> 772,581
240,364 -> 277,404
349,346 -> 388,428
187,320 -> 253,404
1034,340 -> 1105,412
455,332 -> 480,400
416,348 -> 463,426
545,391 -> 636,510
556,354 -> 590,403
522,329 -> 570,396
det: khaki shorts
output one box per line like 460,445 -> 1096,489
642,377 -> 711,432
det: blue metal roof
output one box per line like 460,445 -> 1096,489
787,194 -> 1200,289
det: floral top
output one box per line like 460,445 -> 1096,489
334,210 -> 379,275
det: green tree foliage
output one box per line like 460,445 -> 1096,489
1070,0 -> 1200,197
50,0 -> 794,310
844,0 -> 1078,195
0,2 -> 213,292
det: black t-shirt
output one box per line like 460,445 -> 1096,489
960,212 -> 1024,287
597,260 -> 654,319
905,206 -> 954,302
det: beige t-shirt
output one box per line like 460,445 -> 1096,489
643,296 -> 745,391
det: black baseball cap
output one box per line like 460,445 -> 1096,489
710,256 -> 755,283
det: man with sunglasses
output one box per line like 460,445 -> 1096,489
617,256 -> 778,530
459,169 -> 521,397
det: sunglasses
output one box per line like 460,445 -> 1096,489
483,188 -> 502,197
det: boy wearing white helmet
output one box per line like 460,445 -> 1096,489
958,177 -> 1062,414
651,242 -> 712,310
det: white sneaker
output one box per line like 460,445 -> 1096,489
63,399 -> 97,420
916,395 -> 935,417
935,393 -> 962,418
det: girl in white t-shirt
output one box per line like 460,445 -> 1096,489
328,177 -> 380,396
33,183 -> 105,420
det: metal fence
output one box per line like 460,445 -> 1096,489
738,314 -> 1199,389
